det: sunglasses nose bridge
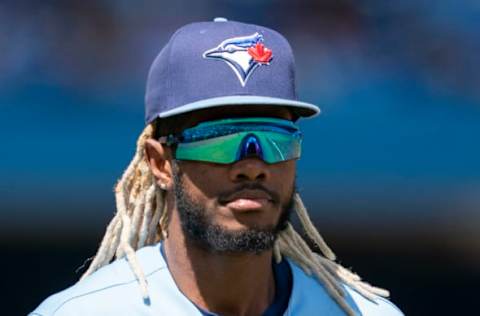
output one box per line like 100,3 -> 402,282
238,133 -> 264,161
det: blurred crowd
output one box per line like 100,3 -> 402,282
1,0 -> 479,100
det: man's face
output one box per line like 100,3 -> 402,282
164,106 -> 297,253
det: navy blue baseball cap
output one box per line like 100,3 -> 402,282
145,18 -> 320,124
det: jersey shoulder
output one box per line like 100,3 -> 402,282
29,244 -> 169,316
344,284 -> 404,316
286,258 -> 404,316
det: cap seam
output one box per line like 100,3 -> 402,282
166,26 -> 188,110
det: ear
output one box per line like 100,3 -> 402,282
145,139 -> 174,190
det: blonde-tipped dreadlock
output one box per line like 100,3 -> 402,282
81,122 -> 390,316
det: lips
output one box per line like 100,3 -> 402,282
221,189 -> 274,211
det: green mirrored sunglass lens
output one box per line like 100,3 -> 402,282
175,131 -> 302,164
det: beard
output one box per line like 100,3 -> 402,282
172,163 -> 293,254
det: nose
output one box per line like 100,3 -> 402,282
229,158 -> 270,182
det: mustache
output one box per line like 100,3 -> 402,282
218,183 -> 280,204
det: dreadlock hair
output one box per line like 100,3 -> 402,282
80,120 -> 390,316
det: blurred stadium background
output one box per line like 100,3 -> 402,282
1,1 -> 479,315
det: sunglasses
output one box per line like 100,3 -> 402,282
158,117 -> 303,164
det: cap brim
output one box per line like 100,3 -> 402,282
157,95 -> 320,119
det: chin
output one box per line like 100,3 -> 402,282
215,216 -> 278,233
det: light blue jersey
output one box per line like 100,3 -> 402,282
30,243 -> 404,316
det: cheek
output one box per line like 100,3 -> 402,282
176,162 -> 228,200
272,160 -> 296,196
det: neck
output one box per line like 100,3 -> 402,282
164,212 -> 275,316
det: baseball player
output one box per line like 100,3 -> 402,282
30,19 -> 404,316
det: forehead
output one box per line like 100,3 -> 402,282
156,105 -> 296,136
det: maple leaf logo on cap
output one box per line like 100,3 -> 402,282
248,43 -> 272,64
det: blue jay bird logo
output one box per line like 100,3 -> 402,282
203,33 -> 273,87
